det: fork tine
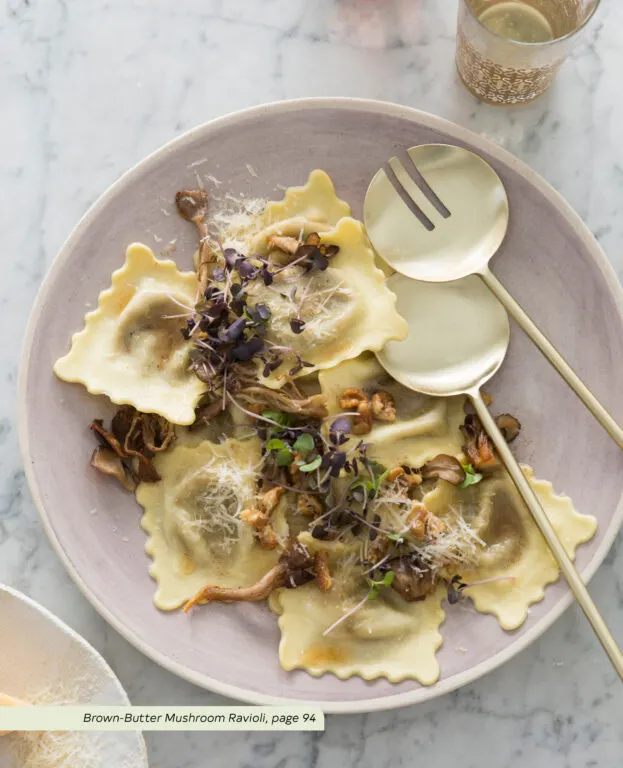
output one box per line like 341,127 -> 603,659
388,156 -> 441,227
405,148 -> 451,218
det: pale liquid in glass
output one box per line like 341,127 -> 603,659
478,1 -> 554,43
456,0 -> 581,103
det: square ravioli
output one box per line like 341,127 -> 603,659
54,243 -> 205,425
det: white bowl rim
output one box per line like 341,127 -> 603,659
0,584 -> 148,764
17,96 -> 623,714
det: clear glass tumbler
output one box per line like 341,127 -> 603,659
456,0 -> 601,105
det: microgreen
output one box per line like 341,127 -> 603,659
459,464 -> 483,489
299,455 -> 322,473
265,438 -> 287,451
262,410 -> 292,428
276,449 -> 294,467
367,570 -> 395,600
293,433 -> 315,454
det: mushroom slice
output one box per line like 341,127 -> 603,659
495,413 -> 521,443
175,187 -> 213,296
183,563 -> 288,612
90,447 -> 137,492
238,386 -> 328,419
390,558 -> 436,602
419,454 -> 466,486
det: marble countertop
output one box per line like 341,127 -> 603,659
2,1 -> 622,766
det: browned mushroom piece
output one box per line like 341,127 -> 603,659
495,413 -> 521,443
281,542 -> 316,588
267,235 -> 300,256
304,232 -> 321,247
183,562 -> 288,612
389,558 -> 436,602
175,188 -> 213,296
238,386 -> 328,419
90,447 -> 137,492
183,543 -> 316,612
460,414 -> 500,472
419,454 -> 466,486
175,188 -> 209,224
90,419 -> 125,457
89,407 -> 175,487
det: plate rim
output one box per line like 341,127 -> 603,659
17,96 -> 623,714
0,584 -> 148,765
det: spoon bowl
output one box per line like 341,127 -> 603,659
364,144 -> 509,281
378,274 -> 509,397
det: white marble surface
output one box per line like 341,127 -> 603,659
2,0 -> 622,766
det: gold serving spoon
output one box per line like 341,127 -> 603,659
364,143 -> 623,450
376,274 -> 623,678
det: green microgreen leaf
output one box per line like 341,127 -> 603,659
265,438 -> 286,451
373,468 -> 391,493
262,410 -> 292,429
367,570 -> 395,600
293,433 -> 315,455
299,455 -> 322,473
459,464 -> 483,489
276,449 -> 294,467
386,533 -> 404,543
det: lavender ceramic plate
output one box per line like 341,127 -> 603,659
18,99 -> 623,713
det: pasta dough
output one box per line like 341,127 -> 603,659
137,437 -> 285,610
423,468 -> 598,630
253,219 -> 408,385
54,243 -> 205,425
270,580 -> 446,685
319,353 -> 465,467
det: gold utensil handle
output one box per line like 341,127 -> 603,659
470,391 -> 623,679
480,268 -> 623,450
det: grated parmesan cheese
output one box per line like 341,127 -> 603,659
371,492 -> 486,575
179,449 -> 263,553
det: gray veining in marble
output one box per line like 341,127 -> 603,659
1,1 -> 622,766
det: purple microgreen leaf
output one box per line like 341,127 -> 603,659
260,265 -> 274,286
329,417 -> 351,445
290,318 -> 306,334
231,337 -> 264,361
224,317 -> 247,342
254,303 -> 271,321
223,248 -> 239,270
237,259 -> 258,279
212,266 -> 227,282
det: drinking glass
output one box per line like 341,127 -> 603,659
456,0 -> 601,105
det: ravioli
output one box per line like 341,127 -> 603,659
251,168 -> 351,248
270,580 -> 446,684
54,243 -> 205,425
319,353 -> 465,467
253,219 -> 408,385
423,469 -> 597,630
137,437 -> 285,610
